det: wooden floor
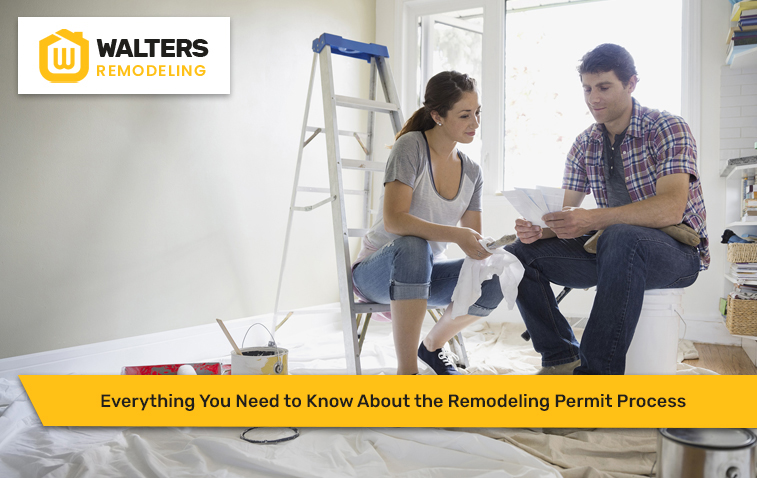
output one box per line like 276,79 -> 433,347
682,343 -> 757,375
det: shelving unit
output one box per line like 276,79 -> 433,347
726,1 -> 757,68
721,158 -> 757,364
730,46 -> 757,69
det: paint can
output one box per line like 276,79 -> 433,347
625,288 -> 683,375
657,428 -> 756,478
230,323 -> 288,375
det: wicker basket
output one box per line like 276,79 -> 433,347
727,243 -> 757,263
726,297 -> 757,336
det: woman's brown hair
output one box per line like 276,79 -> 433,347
396,71 -> 477,139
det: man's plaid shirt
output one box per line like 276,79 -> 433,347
563,98 -> 709,270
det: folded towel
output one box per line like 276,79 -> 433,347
449,238 -> 525,320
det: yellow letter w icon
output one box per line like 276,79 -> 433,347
53,48 -> 76,70
39,29 -> 89,83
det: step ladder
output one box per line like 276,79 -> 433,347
273,33 -> 468,375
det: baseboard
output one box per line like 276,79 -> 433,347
488,308 -> 742,346
743,339 -> 757,366
678,313 -> 742,346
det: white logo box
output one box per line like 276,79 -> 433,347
19,17 -> 230,94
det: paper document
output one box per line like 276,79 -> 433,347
502,186 -> 565,227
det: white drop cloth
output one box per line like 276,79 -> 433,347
457,428 -> 659,478
449,238 -> 525,320
0,378 -> 561,478
0,309 -> 719,478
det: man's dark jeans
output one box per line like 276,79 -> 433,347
505,224 -> 700,374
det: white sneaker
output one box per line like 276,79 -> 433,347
536,359 -> 580,375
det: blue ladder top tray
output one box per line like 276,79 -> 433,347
312,33 -> 389,62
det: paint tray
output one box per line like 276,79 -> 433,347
121,362 -> 227,375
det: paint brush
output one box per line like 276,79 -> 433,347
216,318 -> 243,355
486,234 -> 517,249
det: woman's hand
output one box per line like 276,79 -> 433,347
454,227 -> 492,260
514,218 -> 542,244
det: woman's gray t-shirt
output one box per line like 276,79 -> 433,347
359,131 -> 484,261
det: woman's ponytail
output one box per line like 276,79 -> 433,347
396,107 -> 436,139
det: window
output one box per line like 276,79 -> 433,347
397,0 -> 689,194
503,0 -> 683,190
399,0 -> 505,195
418,9 -> 484,164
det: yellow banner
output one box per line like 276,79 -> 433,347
19,375 -> 757,428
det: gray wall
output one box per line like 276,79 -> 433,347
0,0 -> 376,358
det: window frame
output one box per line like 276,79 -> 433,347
399,0 -> 505,195
418,13 -> 484,103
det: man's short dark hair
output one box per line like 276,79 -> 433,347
578,44 -> 638,86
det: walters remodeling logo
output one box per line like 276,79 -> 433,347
39,29 -> 89,83
93,38 -> 208,78
19,17 -> 230,94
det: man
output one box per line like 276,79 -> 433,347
505,43 -> 708,375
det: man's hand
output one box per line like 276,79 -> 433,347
514,218 -> 543,244
543,207 -> 595,239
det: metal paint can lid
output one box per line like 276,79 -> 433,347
660,429 -> 757,450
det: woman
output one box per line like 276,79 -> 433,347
352,71 -> 504,375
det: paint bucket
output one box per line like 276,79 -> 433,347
625,288 -> 683,375
230,324 -> 288,375
657,428 -> 756,478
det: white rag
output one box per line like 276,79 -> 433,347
449,237 -> 525,320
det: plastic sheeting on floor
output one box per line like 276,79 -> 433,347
0,311 -> 716,477
1,378 -> 563,478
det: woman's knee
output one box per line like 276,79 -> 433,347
388,236 -> 433,282
390,236 -> 433,263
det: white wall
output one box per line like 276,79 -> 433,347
692,0 -> 736,343
0,0 -> 376,359
376,1 -> 737,339
721,66 -> 757,161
